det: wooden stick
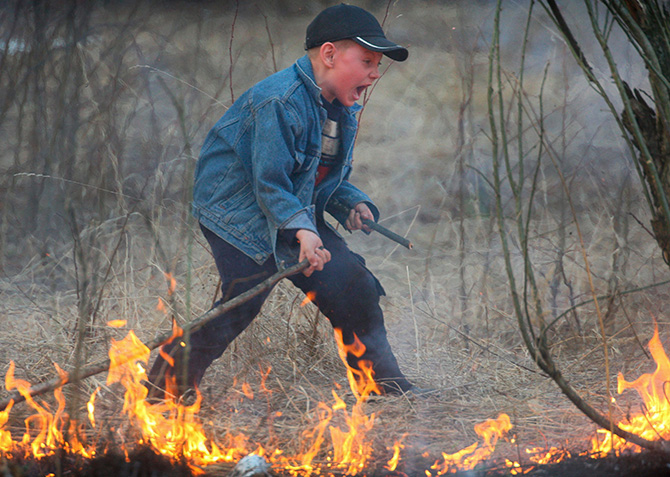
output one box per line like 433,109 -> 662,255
329,200 -> 414,249
0,259 -> 310,411
360,217 -> 413,249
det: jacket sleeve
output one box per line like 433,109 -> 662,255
250,99 -> 319,238
326,180 -> 380,230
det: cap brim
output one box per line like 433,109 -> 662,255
353,36 -> 408,62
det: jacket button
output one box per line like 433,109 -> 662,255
255,253 -> 263,261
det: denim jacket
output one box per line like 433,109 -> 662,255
192,55 -> 379,270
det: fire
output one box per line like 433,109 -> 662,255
157,318 -> 185,369
87,387 -> 99,428
300,291 -> 317,307
15,319 -> 665,474
0,326 -> 390,475
107,319 -> 127,328
430,413 -> 512,475
106,331 -> 249,470
0,324 -> 519,476
386,438 -> 404,471
0,401 -> 13,450
3,361 -> 93,459
164,271 -> 177,296
260,366 -> 272,394
525,446 -> 571,465
241,382 -> 254,400
274,328 -> 382,475
591,324 -> 670,455
0,332 -> 252,473
0,241 -> 522,473
333,328 -> 382,399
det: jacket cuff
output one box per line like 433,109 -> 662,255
278,207 -> 318,235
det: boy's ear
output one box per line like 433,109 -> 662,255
319,42 -> 336,68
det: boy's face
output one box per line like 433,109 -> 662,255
320,42 -> 383,107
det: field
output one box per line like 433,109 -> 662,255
1,1 -> 669,475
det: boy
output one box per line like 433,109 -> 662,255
146,3 -> 414,401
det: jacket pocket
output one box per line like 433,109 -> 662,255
218,183 -> 254,215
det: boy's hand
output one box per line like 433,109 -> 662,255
296,229 -> 331,277
345,203 -> 374,233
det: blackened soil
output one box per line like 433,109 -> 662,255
442,450 -> 670,477
2,446 -> 193,477
515,450 -> 670,477
365,450 -> 670,477
4,449 -> 670,477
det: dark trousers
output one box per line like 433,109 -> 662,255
146,223 -> 412,398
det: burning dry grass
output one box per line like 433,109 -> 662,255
1,214 -> 669,476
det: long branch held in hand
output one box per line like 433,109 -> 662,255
0,259 -> 311,411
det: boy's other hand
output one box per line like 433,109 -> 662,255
296,229 -> 331,277
345,203 -> 374,232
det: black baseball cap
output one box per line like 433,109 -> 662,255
305,3 -> 408,62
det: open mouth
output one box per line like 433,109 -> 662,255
354,85 -> 367,100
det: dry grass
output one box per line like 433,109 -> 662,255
1,211 -> 666,473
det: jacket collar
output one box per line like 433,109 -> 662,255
296,55 -> 322,103
295,55 -> 363,115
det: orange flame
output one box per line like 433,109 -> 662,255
4,361 -> 93,459
157,319 -> 185,369
106,320 -> 127,328
0,326 -> 518,476
282,401 -> 333,475
0,400 -> 14,451
260,366 -> 272,395
105,331 -> 250,470
0,331 -> 256,472
431,413 -> 512,475
333,328 -> 382,399
10,321 -> 655,475
300,291 -> 317,307
273,328 -> 381,475
591,323 -> 670,454
0,327 -> 579,476
385,438 -> 405,471
505,323 -> 670,472
164,272 -> 177,296
87,387 -> 99,428
526,446 -> 571,465
241,383 -> 254,400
